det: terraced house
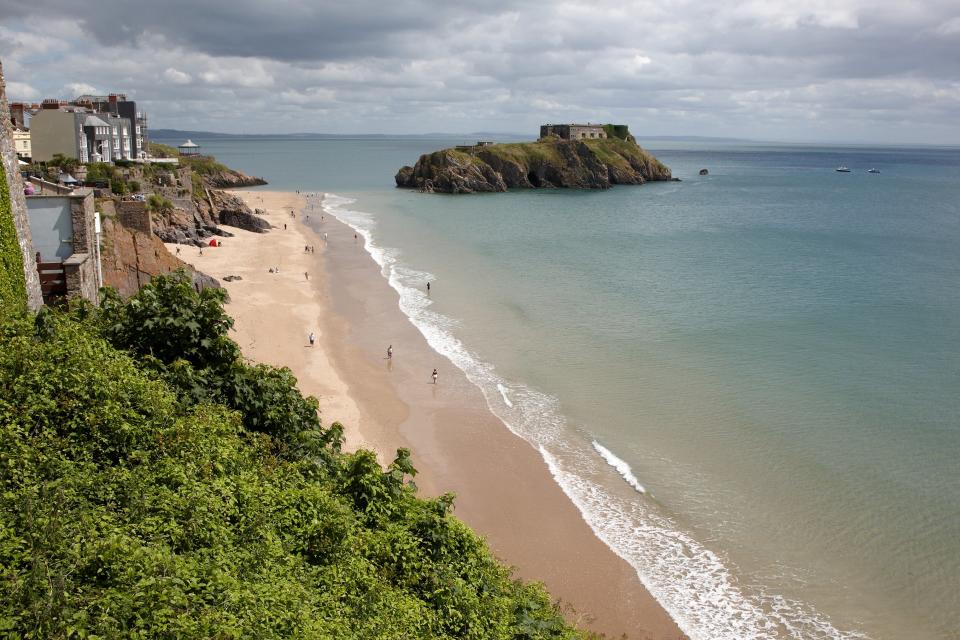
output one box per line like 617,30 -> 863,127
18,92 -> 148,163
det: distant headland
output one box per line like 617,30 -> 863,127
395,123 -> 673,193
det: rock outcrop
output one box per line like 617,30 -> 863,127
100,215 -> 220,298
396,137 -> 672,194
202,189 -> 271,233
200,168 -> 267,189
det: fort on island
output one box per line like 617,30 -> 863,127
539,123 -> 608,140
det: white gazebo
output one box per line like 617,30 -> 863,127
178,139 -> 201,156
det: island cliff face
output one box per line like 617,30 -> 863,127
395,136 -> 672,193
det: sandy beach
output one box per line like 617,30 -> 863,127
174,190 -> 685,640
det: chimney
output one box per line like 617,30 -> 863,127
10,102 -> 25,127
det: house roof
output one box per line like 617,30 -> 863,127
84,115 -> 111,128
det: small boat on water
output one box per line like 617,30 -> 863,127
867,168 -> 881,174
836,166 -> 851,172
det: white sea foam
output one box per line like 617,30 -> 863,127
592,441 -> 646,494
321,192 -> 867,640
497,383 -> 513,407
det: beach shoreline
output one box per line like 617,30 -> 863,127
177,190 -> 685,640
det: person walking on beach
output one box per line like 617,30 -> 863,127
284,223 -> 287,230
387,345 -> 393,360
432,368 -> 438,384
304,271 -> 309,280
426,281 -> 431,294
308,332 -> 316,346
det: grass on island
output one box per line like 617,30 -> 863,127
0,272 -> 601,640
473,141 -> 565,167
584,138 -> 669,176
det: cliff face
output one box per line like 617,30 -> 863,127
100,213 -> 219,298
395,137 -> 672,194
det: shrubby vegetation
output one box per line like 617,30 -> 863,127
178,155 -> 231,177
147,141 -> 180,158
146,193 -> 174,214
0,160 -> 28,308
0,272 -> 588,639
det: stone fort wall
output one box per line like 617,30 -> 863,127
539,124 -> 607,140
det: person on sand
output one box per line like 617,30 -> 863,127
387,345 -> 393,359
199,247 -> 203,256
284,223 -> 287,230
426,281 -> 430,294
175,246 -> 181,255
432,368 -> 438,384
304,271 -> 309,280
309,332 -> 316,346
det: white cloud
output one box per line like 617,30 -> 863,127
61,82 -> 98,97
6,80 -> 38,99
162,67 -> 191,84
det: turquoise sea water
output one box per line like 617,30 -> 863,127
158,135 -> 960,639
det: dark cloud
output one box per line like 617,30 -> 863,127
0,0 -> 959,143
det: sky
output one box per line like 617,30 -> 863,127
1,0 -> 959,144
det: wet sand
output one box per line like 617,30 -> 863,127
182,190 -> 685,640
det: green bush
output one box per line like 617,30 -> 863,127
148,141 -> 180,157
146,193 -> 174,213
84,161 -> 114,183
0,287 -> 584,639
179,155 -> 229,176
110,177 -> 128,195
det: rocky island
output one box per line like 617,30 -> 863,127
395,123 -> 672,193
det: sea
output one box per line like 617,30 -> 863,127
156,134 -> 960,640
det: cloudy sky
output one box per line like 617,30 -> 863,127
1,0 -> 959,143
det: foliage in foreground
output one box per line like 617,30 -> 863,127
0,273 -> 583,639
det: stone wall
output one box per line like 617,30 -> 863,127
0,59 -> 43,310
70,192 -> 97,255
63,252 -> 98,303
117,200 -> 152,234
539,124 -> 607,140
